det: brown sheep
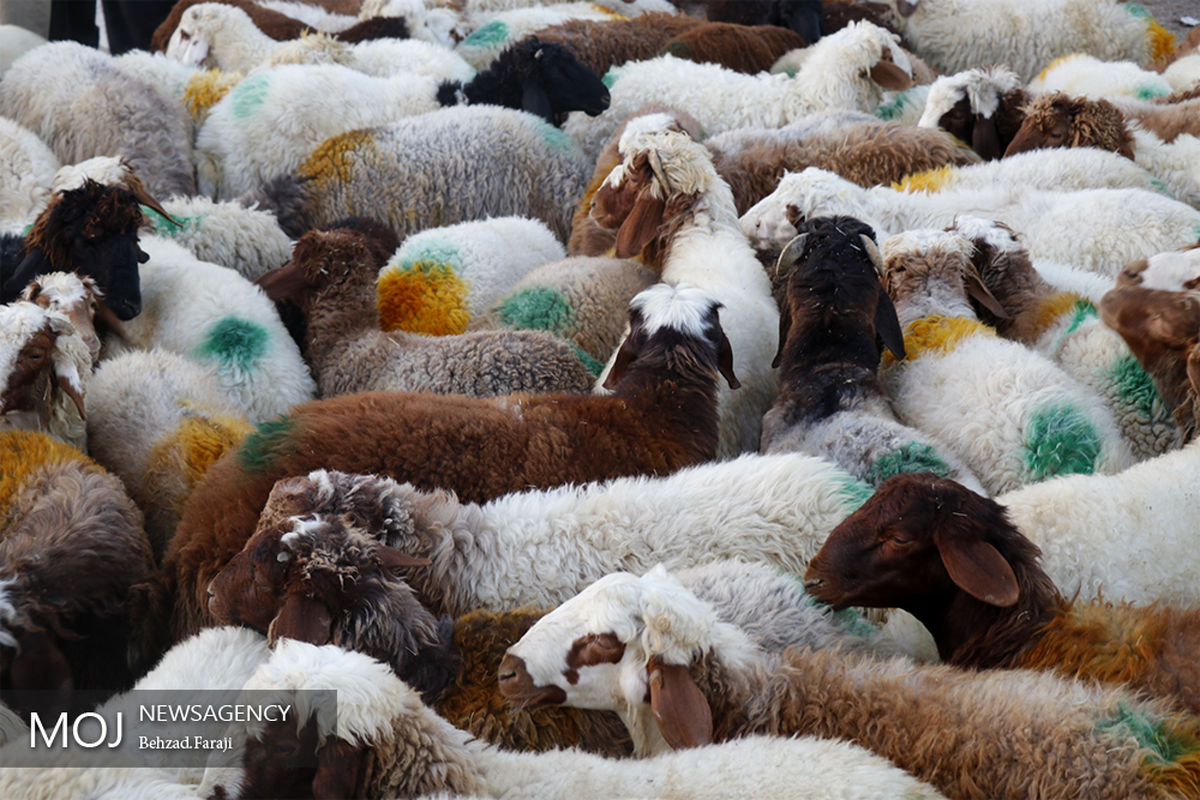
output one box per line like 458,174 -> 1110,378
661,22 -> 807,75
805,471 -> 1200,714
531,13 -> 706,78
151,281 -> 739,647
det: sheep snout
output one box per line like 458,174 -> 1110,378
497,653 -> 567,709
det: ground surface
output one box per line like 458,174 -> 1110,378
1139,0 -> 1199,38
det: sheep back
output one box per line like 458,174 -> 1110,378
662,22 -> 806,75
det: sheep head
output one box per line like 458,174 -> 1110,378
51,155 -> 179,228
255,228 -> 374,306
166,4 -> 220,67
1004,93 -> 1134,159
881,228 -> 1006,324
949,216 -> 1040,328
590,129 -> 713,263
469,38 -> 610,123
21,272 -> 111,363
0,302 -> 87,428
603,282 -> 739,393
1100,285 -> 1200,442
3,180 -> 148,321
917,67 -> 1026,160
1116,241 -> 1200,291
772,215 -> 905,365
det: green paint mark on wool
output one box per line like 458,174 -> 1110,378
1123,2 -> 1150,18
830,606 -> 882,639
533,118 -> 575,152
1149,178 -> 1173,198
875,90 -> 914,121
461,20 -> 508,48
231,73 -> 271,120
601,67 -> 620,89
1106,353 -> 1163,420
866,442 -> 950,486
1097,704 -> 1195,766
237,415 -> 297,474
400,237 -> 460,271
497,286 -> 575,336
196,317 -> 269,373
1136,84 -> 1169,100
835,475 -> 875,512
142,206 -> 199,235
570,344 -> 604,377
1024,403 -> 1102,482
1061,299 -> 1097,338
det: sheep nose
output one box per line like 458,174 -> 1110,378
803,577 -> 824,592
497,653 -> 522,690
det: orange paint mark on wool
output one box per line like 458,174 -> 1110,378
146,409 -> 253,512
184,69 -> 242,122
376,264 -> 471,336
1035,55 -> 1072,83
883,315 -> 995,366
892,165 -> 954,193
300,129 -> 375,186
1148,19 -> 1177,63
0,430 -> 97,518
588,3 -> 626,18
1029,292 -> 1087,340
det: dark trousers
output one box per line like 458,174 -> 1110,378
50,0 -> 176,54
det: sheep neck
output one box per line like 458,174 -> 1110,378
300,273 -> 379,385
218,13 -> 278,72
608,367 -> 721,463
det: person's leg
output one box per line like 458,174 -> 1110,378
99,0 -> 177,54
49,0 -> 99,47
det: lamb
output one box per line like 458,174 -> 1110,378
153,0 -> 360,52
104,235 -> 315,425
0,300 -> 88,451
85,349 -> 253,561
376,216 -> 565,336
1003,92 -> 1200,207
501,563 -> 1200,800
0,116 -> 58,227
956,215 -> 1181,461
761,217 -> 987,493
262,28 -> 475,80
740,166 -> 1200,277
915,66 -> 1030,160
196,40 -> 608,199
563,20 -> 916,163
2,179 -> 148,320
156,282 -> 741,643
255,225 -> 594,396
247,105 -> 590,241
471,255 -> 657,368
806,470 -> 1200,716
1031,53 -> 1174,101
0,429 -> 154,717
877,228 -> 1136,494
0,41 -> 195,199
203,638 -> 950,800
1100,278 -> 1200,442
875,0 -> 1174,82
589,127 -> 780,457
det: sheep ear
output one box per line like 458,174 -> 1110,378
963,267 -> 1010,320
971,114 -> 1002,161
613,189 -> 666,259
520,79 -> 555,124
55,373 -> 87,421
602,331 -> 641,391
269,593 -> 334,646
716,328 -> 740,389
647,655 -> 713,749
875,286 -> 907,360
933,529 -> 1019,607
255,261 -> 314,302
312,739 -> 368,800
772,298 -> 792,369
869,59 -> 914,91
377,546 -> 432,572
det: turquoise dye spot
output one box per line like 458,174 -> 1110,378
1060,299 -> 1098,339
142,205 -> 198,235
875,90 -> 913,121
1024,402 -> 1102,482
836,475 -> 875,512
830,606 -> 882,639
601,67 -> 621,89
196,317 -> 269,372
1149,178 -> 1172,197
1106,353 -> 1162,420
570,344 -> 604,377
237,415 -> 297,474
231,73 -> 271,120
399,236 -> 460,271
1097,703 -> 1193,765
497,286 -> 575,335
1123,2 -> 1150,18
1136,84 -> 1168,100
866,442 -> 950,486
20,223 -> 32,237
533,118 -> 575,152
461,20 -> 508,48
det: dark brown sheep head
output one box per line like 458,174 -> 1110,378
0,304 -> 86,425
255,228 -> 375,306
1004,93 -> 1134,159
949,216 -> 1039,326
1099,285 -> 1200,441
1116,240 -> 1200,290
804,472 -> 1026,612
3,181 -> 148,321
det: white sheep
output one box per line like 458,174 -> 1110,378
740,167 -> 1200,278
152,195 -> 295,283
0,24 -> 46,77
876,0 -> 1172,82
453,1 -> 626,69
878,228 -> 1136,495
563,20 -> 916,164
1030,53 -> 1174,101
377,216 -> 564,336
0,115 -> 58,227
103,235 -> 314,425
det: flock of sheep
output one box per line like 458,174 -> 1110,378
1,0 -> 1200,797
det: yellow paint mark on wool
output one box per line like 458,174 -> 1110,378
146,409 -> 253,509
893,165 -> 954,193
1029,292 -> 1086,341
883,315 -> 995,366
1147,19 -> 1176,63
1035,54 -> 1073,83
184,69 -> 242,122
588,3 -> 626,18
0,430 -> 96,518
300,129 -> 375,186
377,263 -> 471,336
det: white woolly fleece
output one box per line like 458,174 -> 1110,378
0,116 -> 59,227
0,302 -> 53,391
917,66 -> 1021,128
628,282 -> 719,339
51,155 -> 129,195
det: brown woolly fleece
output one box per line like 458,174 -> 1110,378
440,609 -> 631,756
24,182 -> 145,270
661,22 -> 806,75
152,0 -> 389,52
261,227 -> 594,397
1005,93 -> 1149,158
531,13 -> 705,78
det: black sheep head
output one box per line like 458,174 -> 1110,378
460,38 -> 611,124
2,181 -> 148,321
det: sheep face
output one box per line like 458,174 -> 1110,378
166,7 -> 215,67
0,307 -> 85,426
255,228 -> 372,304
881,229 -> 1006,320
950,216 -> 1039,324
3,181 -> 148,321
1004,94 -> 1134,160
804,472 -> 1021,613
516,40 -> 610,121
21,273 -> 106,362
1117,242 -> 1200,291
